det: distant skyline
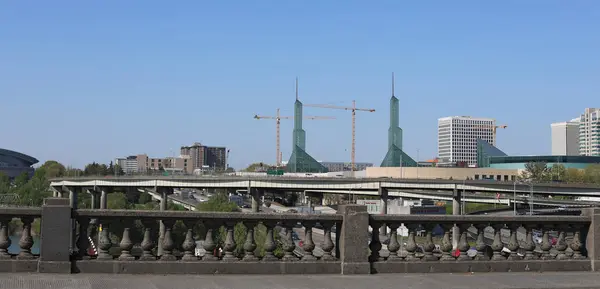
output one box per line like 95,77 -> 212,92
2,1 -> 599,169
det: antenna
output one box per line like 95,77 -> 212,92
392,72 -> 395,97
295,77 -> 299,100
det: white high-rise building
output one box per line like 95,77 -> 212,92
551,118 -> 580,156
438,116 -> 496,166
579,108 -> 600,156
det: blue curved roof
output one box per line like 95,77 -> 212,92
0,148 -> 39,165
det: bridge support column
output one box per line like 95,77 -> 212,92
157,187 -> 171,257
100,190 -> 108,209
88,189 -> 99,209
452,187 -> 462,249
251,189 -> 262,213
379,187 -> 388,236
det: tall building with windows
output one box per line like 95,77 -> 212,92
579,108 -> 600,156
180,142 -> 228,171
551,118 -> 580,156
438,116 -> 496,166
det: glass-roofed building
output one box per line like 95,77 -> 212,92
476,139 -> 600,169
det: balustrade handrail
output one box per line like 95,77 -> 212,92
73,209 -> 343,222
371,214 -> 591,224
0,207 -> 42,217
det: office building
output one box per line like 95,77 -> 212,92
551,118 -> 580,156
438,116 -> 496,166
115,156 -> 139,174
579,108 -> 600,156
180,142 -> 228,171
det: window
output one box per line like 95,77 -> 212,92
504,175 -> 509,181
474,174 -> 480,180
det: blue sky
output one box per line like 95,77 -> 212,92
1,1 -> 599,169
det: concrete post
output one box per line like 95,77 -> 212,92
38,198 -> 72,273
100,190 -> 108,209
452,187 -> 462,249
250,188 -> 261,213
158,188 -> 168,256
584,208 -> 600,271
89,190 -> 98,209
379,186 -> 388,236
338,204 -> 370,274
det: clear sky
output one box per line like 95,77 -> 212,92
1,1 -> 599,169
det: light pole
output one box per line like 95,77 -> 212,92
530,183 -> 534,215
513,181 -> 517,216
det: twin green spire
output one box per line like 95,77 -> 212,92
381,72 -> 417,167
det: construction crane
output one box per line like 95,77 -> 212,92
304,101 -> 375,172
473,124 -> 508,145
254,109 -> 335,166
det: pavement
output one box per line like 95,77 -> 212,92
2,272 -> 600,289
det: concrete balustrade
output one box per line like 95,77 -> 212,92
2,198 -> 600,275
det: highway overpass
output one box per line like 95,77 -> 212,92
50,176 -> 600,196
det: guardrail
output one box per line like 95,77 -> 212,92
1,198 -> 600,275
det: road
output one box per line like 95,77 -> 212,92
3,272 -> 600,289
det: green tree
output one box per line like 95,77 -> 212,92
84,162 -> 109,176
138,192 -> 153,204
548,164 -> 567,182
107,192 -> 129,209
583,164 -> 600,184
39,160 -> 66,179
564,168 -> 585,183
0,172 -> 11,194
521,162 -> 550,182
242,162 -> 271,172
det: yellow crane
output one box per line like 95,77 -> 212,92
304,101 -> 375,171
473,124 -> 508,145
254,109 -> 335,166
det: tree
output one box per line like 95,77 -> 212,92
242,162 -> 271,172
0,172 -> 11,194
138,192 -> 153,204
521,162 -> 550,182
83,162 -> 109,176
548,164 -> 567,182
39,161 -> 66,179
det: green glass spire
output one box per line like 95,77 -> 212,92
381,73 -> 417,167
286,78 -> 328,173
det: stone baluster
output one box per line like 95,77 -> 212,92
281,222 -> 298,261
182,220 -> 197,261
242,221 -> 258,261
76,218 -> 90,260
0,218 -> 11,259
301,221 -> 317,261
17,217 -> 35,259
521,224 -> 537,260
554,224 -> 568,260
456,223 -> 471,261
222,221 -> 238,261
97,221 -> 113,260
539,225 -> 553,260
140,220 -> 156,261
422,223 -> 438,261
439,224 -> 454,261
261,221 -> 278,261
386,223 -> 401,261
405,224 -> 420,261
320,221 -> 335,261
474,223 -> 489,261
160,220 -> 177,261
368,221 -> 383,262
490,224 -> 506,261
118,219 -> 135,261
569,224 -> 585,259
506,223 -> 521,261
202,221 -> 218,261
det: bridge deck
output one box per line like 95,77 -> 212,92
2,272 -> 599,289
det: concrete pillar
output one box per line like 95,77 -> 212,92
100,190 -> 108,209
68,188 -> 77,254
379,187 -> 388,236
251,189 -> 262,213
584,208 -> 600,271
39,198 -> 72,273
338,204 -> 370,274
68,189 -> 77,209
320,193 -> 325,206
452,187 -> 462,249
89,190 -> 98,209
158,188 -> 168,256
